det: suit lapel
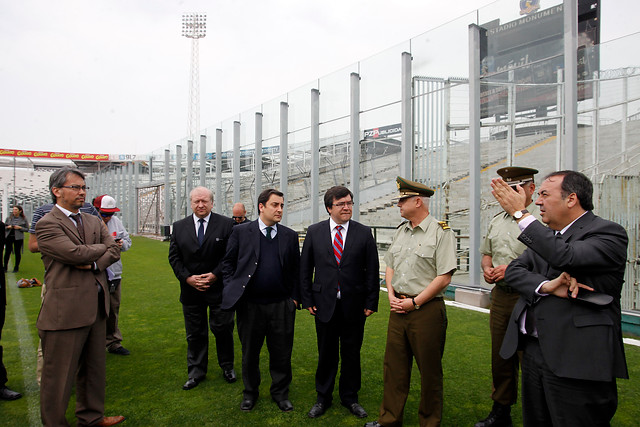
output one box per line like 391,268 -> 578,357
52,206 -> 82,242
561,211 -> 593,243
321,220 -> 334,259
188,216 -> 200,247
202,214 -> 216,245
341,220 -> 354,263
278,224 -> 286,266
251,220 -> 261,261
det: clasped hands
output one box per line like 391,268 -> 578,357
187,273 -> 216,291
483,265 -> 507,284
542,271 -> 594,299
389,294 -> 414,314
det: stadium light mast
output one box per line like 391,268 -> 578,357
182,13 -> 206,143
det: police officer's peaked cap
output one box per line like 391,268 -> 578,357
393,176 -> 435,200
496,166 -> 538,185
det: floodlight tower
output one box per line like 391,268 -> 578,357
182,13 -> 206,143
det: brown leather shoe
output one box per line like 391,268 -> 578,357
96,415 -> 126,426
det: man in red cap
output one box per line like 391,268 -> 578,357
93,195 -> 132,356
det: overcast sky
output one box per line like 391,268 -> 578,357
1,1 -> 635,156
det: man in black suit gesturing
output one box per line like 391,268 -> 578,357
300,186 -> 379,419
492,170 -> 628,426
169,186 -> 236,390
222,188 -> 300,413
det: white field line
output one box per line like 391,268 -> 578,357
7,272 -> 41,426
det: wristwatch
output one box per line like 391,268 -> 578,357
513,209 -> 529,220
412,297 -> 421,310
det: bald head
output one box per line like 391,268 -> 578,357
232,202 -> 247,224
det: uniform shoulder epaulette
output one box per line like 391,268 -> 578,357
397,220 -> 408,229
438,221 -> 450,230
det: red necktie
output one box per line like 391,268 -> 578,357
333,225 -> 343,264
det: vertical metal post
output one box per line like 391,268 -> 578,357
592,77 -> 599,177
187,140 -> 194,200
199,134 -> 207,187
311,89 -> 320,223
164,149 -> 171,226
176,145 -> 183,220
622,74 -> 628,163
215,129 -> 223,214
280,102 -> 289,225
444,79 -> 452,219
255,113 -> 263,210
134,161 -> 139,234
556,69 -> 564,171
350,73 -> 360,222
233,121 -> 241,204
507,70 -> 516,165
126,162 -> 133,231
563,0 -> 578,170
468,24 -> 482,288
401,52 -> 413,179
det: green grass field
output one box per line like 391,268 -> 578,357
1,235 -> 639,426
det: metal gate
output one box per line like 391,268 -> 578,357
137,184 -> 165,237
597,175 -> 640,311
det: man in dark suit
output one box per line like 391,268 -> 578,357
169,186 -> 236,390
492,170 -> 628,426
36,167 -> 124,426
222,188 -> 300,413
300,186 -> 379,419
0,218 -> 23,401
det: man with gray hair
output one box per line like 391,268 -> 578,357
169,186 -> 236,390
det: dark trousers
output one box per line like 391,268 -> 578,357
106,279 -> 123,351
521,337 -> 618,427
489,286 -> 521,406
39,299 -> 107,427
236,298 -> 296,401
182,294 -> 235,380
0,297 -> 6,387
378,298 -> 447,427
315,299 -> 366,406
4,237 -> 23,270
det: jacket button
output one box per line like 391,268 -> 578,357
248,275 -> 251,278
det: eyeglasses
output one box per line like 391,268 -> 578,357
333,201 -> 354,208
232,216 -> 245,220
59,185 -> 89,191
100,212 -> 114,217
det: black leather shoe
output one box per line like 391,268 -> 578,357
223,368 -> 237,383
364,422 -> 383,427
344,402 -> 368,418
0,386 -> 22,400
276,399 -> 294,412
240,398 -> 256,411
475,403 -> 512,427
182,377 -> 203,390
307,402 -> 330,418
108,346 -> 130,356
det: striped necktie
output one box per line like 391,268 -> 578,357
333,225 -> 343,264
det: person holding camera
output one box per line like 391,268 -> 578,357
93,195 -> 132,356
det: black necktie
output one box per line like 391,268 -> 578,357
72,213 -> 85,241
266,226 -> 273,240
198,218 -> 205,247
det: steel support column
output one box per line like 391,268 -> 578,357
468,24 -> 482,288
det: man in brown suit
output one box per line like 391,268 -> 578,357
36,167 -> 125,427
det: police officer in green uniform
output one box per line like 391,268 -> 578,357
475,167 -> 540,427
365,177 -> 457,427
